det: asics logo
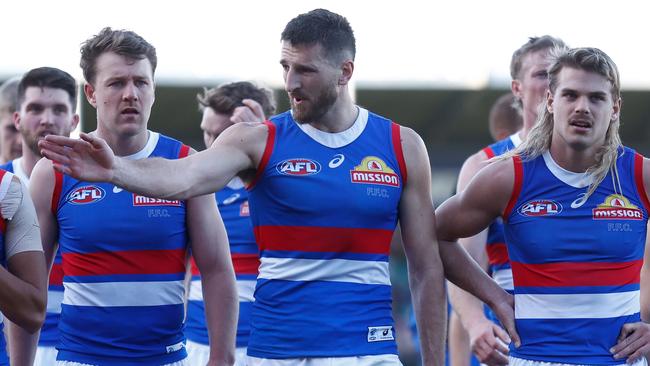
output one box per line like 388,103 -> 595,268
223,193 -> 241,205
113,186 -> 123,193
328,154 -> 345,168
571,193 -> 587,208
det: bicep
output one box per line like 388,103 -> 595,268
436,161 -> 513,242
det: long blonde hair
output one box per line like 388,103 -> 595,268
499,47 -> 622,200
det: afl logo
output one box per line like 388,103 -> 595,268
67,186 -> 106,205
518,199 -> 562,217
276,158 -> 321,176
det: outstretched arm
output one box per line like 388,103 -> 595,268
396,127 -> 446,366
436,158 -> 520,348
39,122 -> 269,200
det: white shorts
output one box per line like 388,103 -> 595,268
247,354 -> 402,366
509,356 -> 647,366
34,346 -> 58,366
186,340 -> 247,366
56,360 -> 187,366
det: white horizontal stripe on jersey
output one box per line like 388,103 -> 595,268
189,279 -> 255,302
492,268 -> 513,291
63,280 -> 184,307
47,290 -> 64,313
258,257 -> 390,285
515,290 -> 639,319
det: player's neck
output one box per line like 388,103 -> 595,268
95,126 -> 149,157
548,142 -> 600,173
308,93 -> 357,133
19,148 -> 41,178
520,112 -> 538,140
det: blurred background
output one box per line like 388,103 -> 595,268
3,0 -> 650,364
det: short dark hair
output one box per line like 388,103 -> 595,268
197,81 -> 276,118
18,67 -> 78,110
510,35 -> 566,79
281,8 -> 356,62
80,27 -> 157,84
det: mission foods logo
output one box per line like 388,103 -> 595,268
276,158 -> 321,176
593,194 -> 643,220
67,186 -> 105,204
519,200 -> 562,217
350,156 -> 400,187
132,194 -> 181,207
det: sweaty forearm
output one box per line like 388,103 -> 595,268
439,241 -> 508,309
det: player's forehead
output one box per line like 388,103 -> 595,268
94,51 -> 153,82
520,49 -> 552,75
22,86 -> 72,108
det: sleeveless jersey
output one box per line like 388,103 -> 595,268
504,147 -> 649,365
0,158 -> 63,347
53,132 -> 191,365
0,170 -> 12,365
186,178 -> 260,347
246,109 -> 406,358
481,132 -> 521,291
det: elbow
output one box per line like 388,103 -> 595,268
19,293 -> 47,334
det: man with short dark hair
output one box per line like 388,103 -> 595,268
1,66 -> 79,366
186,81 -> 275,366
31,27 -> 237,365
40,11 -> 515,366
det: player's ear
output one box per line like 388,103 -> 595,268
84,83 -> 97,108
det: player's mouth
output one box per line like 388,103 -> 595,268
569,118 -> 593,132
121,107 -> 140,115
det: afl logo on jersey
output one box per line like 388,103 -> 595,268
67,186 -> 106,205
350,156 -> 400,187
593,194 -> 643,220
276,158 -> 321,176
518,199 -> 562,217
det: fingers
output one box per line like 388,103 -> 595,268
616,322 -> 635,344
473,335 -> 508,366
493,297 -> 520,348
52,162 -> 71,176
242,99 -> 265,119
611,322 -> 650,361
42,134 -> 78,146
494,324 -> 512,347
230,99 -> 266,123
